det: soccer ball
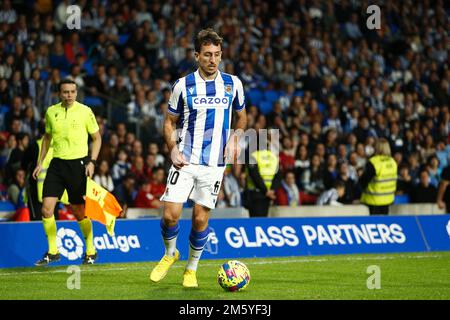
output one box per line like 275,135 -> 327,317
217,260 -> 250,292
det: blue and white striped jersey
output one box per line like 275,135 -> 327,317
167,69 -> 245,167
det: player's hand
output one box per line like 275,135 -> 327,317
32,164 -> 42,180
437,200 -> 446,210
85,162 -> 95,178
224,137 -> 241,164
171,148 -> 189,169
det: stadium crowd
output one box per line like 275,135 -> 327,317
0,0 -> 449,219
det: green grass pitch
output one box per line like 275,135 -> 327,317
1,252 -> 449,300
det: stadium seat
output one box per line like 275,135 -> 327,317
294,90 -> 304,97
0,201 -> 15,212
83,60 -> 94,76
119,34 -> 130,45
264,90 -> 280,103
394,194 -> 410,204
83,96 -> 103,107
247,88 -> 263,106
0,104 -> 9,113
40,70 -> 49,80
317,102 -> 326,113
258,100 -> 273,115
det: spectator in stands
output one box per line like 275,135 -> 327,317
300,153 -> 325,198
4,96 -> 24,132
7,168 -> 29,221
279,136 -> 296,174
316,180 -> 346,206
323,153 -> 338,190
223,165 -> 242,208
93,160 -> 114,192
276,171 -> 301,206
294,144 -> 310,186
216,187 -> 228,209
437,164 -> 450,214
134,179 -> 163,209
98,133 -> 119,167
147,143 -> 165,167
149,167 -> 166,197
407,152 -> 421,185
0,133 -> 16,169
111,148 -> 131,186
427,155 -> 441,188
7,168 -> 26,208
113,174 -> 137,217
411,170 -> 437,204
396,164 -> 413,198
336,162 -> 359,204
5,132 -> 29,184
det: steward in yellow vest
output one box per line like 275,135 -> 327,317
245,148 -> 282,217
360,138 -> 398,215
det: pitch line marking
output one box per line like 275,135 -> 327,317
0,253 -> 446,277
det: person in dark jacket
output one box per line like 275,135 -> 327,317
411,170 -> 437,203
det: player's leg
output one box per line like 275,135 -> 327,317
161,201 -> 183,257
66,158 -> 97,264
150,165 -> 193,282
183,203 -> 211,288
183,165 -> 224,287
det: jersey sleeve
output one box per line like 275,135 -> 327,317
86,107 -> 100,134
232,77 -> 246,112
167,80 -> 183,116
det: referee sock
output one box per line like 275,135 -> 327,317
160,219 -> 179,257
42,216 -> 58,255
185,227 -> 210,272
78,218 -> 96,256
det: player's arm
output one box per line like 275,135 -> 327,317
86,130 -> 102,178
164,112 -> 188,169
225,78 -> 247,163
165,80 -> 188,169
32,132 -> 52,180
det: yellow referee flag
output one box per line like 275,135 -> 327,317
85,177 -> 122,236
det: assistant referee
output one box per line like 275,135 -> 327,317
32,79 -> 102,266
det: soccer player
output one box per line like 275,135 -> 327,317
32,79 -> 102,266
150,29 -> 247,287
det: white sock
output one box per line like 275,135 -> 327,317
185,247 -> 204,271
164,236 -> 178,257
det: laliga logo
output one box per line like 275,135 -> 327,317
446,220 -> 450,238
56,228 -> 84,261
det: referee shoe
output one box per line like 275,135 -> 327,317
35,252 -> 61,266
82,252 -> 98,265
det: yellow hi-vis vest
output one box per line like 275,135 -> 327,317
361,155 -> 398,206
37,138 -> 69,204
246,149 -> 279,191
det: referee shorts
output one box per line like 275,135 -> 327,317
42,157 -> 88,205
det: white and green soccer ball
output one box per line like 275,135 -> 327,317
217,260 -> 251,292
